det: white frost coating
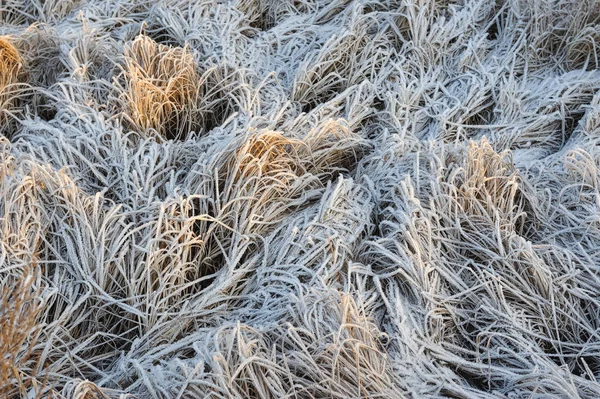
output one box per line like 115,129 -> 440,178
1,0 -> 600,398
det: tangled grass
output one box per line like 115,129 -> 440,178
116,35 -> 201,140
0,267 -> 43,398
2,0 -> 600,398
0,37 -> 27,136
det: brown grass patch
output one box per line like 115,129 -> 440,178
0,267 -> 43,398
117,35 -> 200,140
0,37 -> 27,137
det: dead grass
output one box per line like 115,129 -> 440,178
116,35 -> 200,140
0,37 -> 27,137
0,267 -> 43,399
2,1 -> 600,398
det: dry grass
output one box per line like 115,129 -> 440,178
116,35 -> 200,140
0,37 -> 27,137
2,0 -> 600,398
0,267 -> 43,399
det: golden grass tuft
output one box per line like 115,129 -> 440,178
0,37 -> 27,136
117,35 -> 200,140
0,267 -> 43,398
0,37 -> 24,83
232,131 -> 306,184
459,139 -> 523,216
217,121 -> 362,237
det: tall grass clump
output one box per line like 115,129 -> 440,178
116,35 -> 200,140
0,269 -> 43,398
0,37 -> 27,137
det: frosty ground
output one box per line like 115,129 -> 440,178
1,0 -> 600,398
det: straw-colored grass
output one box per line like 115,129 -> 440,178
116,35 -> 200,140
2,0 -> 600,398
0,37 -> 27,137
0,267 -> 43,398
